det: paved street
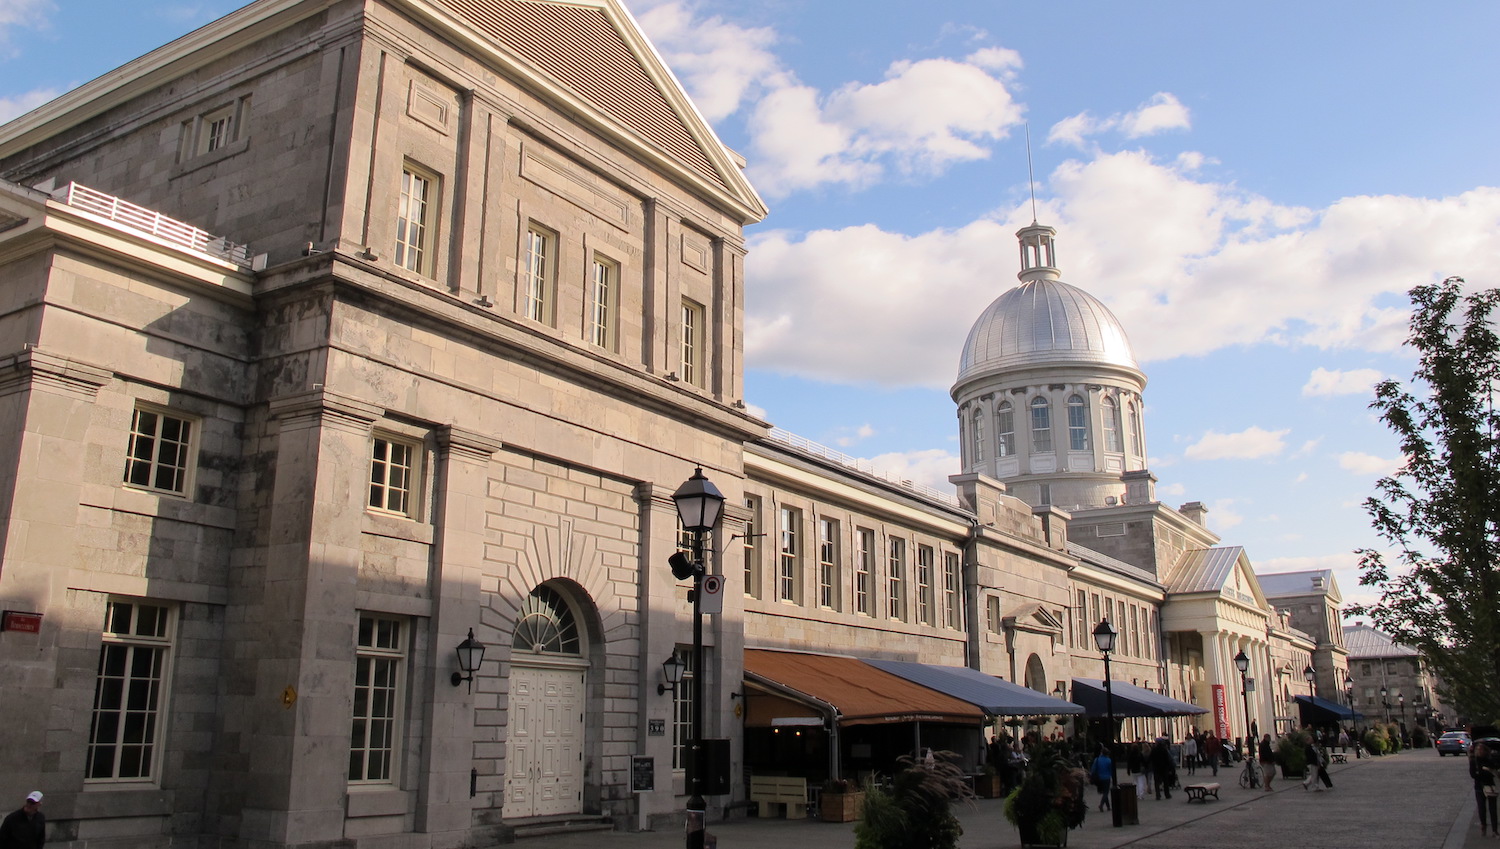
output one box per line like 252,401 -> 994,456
518,749 -> 1483,849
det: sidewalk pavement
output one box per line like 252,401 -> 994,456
517,749 -> 1485,849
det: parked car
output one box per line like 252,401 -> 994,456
1436,731 -> 1472,756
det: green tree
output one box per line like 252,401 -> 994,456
1351,277 -> 1500,724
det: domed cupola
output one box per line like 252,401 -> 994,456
951,223 -> 1151,511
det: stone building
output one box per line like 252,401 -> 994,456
0,2 -> 1336,848
1345,623 -> 1448,735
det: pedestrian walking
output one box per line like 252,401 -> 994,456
1183,733 -> 1198,775
1473,740 -> 1499,838
1258,734 -> 1277,792
1150,738 -> 1176,800
0,791 -> 45,849
1301,738 -> 1333,791
1090,745 -> 1114,812
1204,733 -> 1222,777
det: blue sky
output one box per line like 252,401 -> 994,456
3,0 -> 1498,610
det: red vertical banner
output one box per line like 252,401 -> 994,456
1212,685 -> 1229,738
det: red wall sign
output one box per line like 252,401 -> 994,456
1212,684 -> 1229,738
2,611 -> 42,633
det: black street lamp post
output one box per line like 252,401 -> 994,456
670,468 -> 724,849
1381,685 -> 1391,726
1093,619 -> 1125,827
1234,650 -> 1253,777
1346,682 -> 1361,757
1398,692 -> 1407,735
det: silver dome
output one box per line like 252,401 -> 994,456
955,278 -> 1139,386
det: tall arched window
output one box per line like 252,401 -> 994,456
996,402 -> 1015,457
1128,400 -> 1144,456
1030,396 -> 1052,453
971,407 -> 985,464
513,585 -> 581,655
1066,395 -> 1089,451
1102,396 -> 1121,452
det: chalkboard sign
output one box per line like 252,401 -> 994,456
632,755 -> 654,793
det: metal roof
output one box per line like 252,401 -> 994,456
1164,546 -> 1245,595
957,277 -> 1139,385
1259,569 -> 1338,598
1343,623 -> 1419,659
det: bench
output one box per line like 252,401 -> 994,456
1330,753 -> 1348,764
750,775 -> 808,819
1183,782 -> 1221,803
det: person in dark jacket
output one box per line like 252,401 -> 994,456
1258,734 -> 1277,792
1473,741 -> 1499,838
1149,738 -> 1176,800
0,791 -> 45,849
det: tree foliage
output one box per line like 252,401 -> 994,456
1350,277 -> 1500,724
854,751 -> 971,849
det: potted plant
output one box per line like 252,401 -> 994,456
822,777 -> 865,823
855,751 -> 972,849
1003,741 -> 1087,848
1276,731 -> 1309,779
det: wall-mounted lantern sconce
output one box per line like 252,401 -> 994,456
451,628 -> 486,692
658,652 -> 686,695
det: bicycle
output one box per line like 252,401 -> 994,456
1238,757 -> 1261,789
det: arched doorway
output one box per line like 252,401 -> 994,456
1023,653 -> 1047,692
505,584 -> 590,818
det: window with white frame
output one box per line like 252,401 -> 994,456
523,226 -> 556,324
350,614 -> 405,783
87,599 -> 174,782
943,552 -> 961,629
887,537 -> 906,621
1075,589 -> 1087,648
996,401 -> 1015,457
369,435 -> 418,517
671,648 -> 697,770
743,496 -> 761,599
1130,605 -> 1142,656
1030,396 -> 1053,452
971,408 -> 985,464
916,544 -> 935,625
986,594 -> 1002,634
681,299 -> 704,387
1102,396 -> 1122,452
1128,401 -> 1144,455
589,256 -> 617,349
200,106 -> 235,154
1067,394 -> 1090,451
855,527 -> 874,615
818,518 -> 839,609
395,165 -> 438,275
124,405 -> 197,496
778,507 -> 800,603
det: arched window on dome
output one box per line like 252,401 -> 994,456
971,407 -> 985,465
996,402 -> 1015,457
1067,395 -> 1089,451
1102,396 -> 1122,453
1128,400 -> 1144,456
1030,396 -> 1053,453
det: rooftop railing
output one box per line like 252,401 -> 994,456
57,182 -> 253,269
767,427 -> 958,507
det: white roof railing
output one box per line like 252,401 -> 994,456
56,182 -> 253,269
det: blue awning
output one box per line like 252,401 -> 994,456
867,660 -> 1084,717
1294,694 -> 1364,722
1070,678 -> 1209,718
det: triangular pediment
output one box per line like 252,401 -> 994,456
1003,602 -> 1063,635
418,0 -> 765,220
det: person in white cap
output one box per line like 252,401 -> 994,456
0,791 -> 44,849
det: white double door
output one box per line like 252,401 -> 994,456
505,663 -> 586,818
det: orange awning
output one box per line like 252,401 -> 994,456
744,649 -> 985,727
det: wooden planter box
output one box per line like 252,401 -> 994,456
821,791 -> 865,822
974,774 -> 1004,798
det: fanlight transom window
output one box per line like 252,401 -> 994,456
513,585 -> 581,655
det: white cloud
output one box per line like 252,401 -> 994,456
1183,426 -> 1289,461
634,1 -> 783,123
1303,367 -> 1384,397
0,0 -> 51,55
742,143 -> 1500,387
1209,498 -> 1244,530
832,423 -> 876,447
1047,92 -> 1190,148
1157,482 -> 1186,497
1337,451 -> 1403,477
864,448 -> 960,492
0,86 -> 57,123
